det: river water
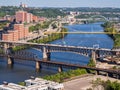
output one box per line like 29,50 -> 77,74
0,23 -> 113,84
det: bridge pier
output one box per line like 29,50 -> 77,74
91,50 -> 97,64
36,61 -> 41,71
43,47 -> 51,61
95,70 -> 99,75
58,66 -> 63,73
7,56 -> 14,66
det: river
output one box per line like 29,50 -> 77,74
0,22 -> 114,84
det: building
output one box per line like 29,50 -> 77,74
25,84 -> 48,90
0,82 -> 26,90
20,2 -> 27,8
14,24 -> 25,40
8,30 -> 19,41
25,78 -> 48,86
2,24 -> 29,41
2,33 -> 13,41
16,11 -> 27,23
4,15 -> 15,22
24,27 -> 29,38
25,77 -> 64,90
39,17 -> 46,22
15,11 -> 39,23
0,77 -> 64,90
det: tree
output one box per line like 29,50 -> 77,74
87,58 -> 96,67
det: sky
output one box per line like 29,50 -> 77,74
0,0 -> 120,8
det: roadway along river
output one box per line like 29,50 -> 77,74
0,22 -> 114,84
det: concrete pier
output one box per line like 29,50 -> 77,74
58,66 -> 63,73
36,61 -> 40,70
91,50 -> 96,64
43,47 -> 51,61
43,47 -> 48,61
7,56 -> 14,66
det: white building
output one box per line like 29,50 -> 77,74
0,77 -> 64,90
25,84 -> 48,90
25,77 -> 64,90
0,82 -> 26,90
25,78 -> 48,86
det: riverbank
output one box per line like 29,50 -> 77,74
101,22 -> 120,48
43,69 -> 87,83
28,27 -> 68,44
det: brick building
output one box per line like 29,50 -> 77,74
2,24 -> 29,41
15,11 -> 38,23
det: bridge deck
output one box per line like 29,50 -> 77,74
0,54 -> 120,75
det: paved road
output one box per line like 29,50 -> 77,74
63,75 -> 120,90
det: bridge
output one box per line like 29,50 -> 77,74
0,40 -> 120,78
0,40 -> 119,63
0,50 -> 120,79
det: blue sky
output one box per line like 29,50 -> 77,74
0,0 -> 120,8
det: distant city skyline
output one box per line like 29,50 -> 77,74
0,0 -> 120,8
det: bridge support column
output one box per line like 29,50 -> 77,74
95,70 -> 99,75
36,61 -> 41,71
7,56 -> 14,66
43,47 -> 51,61
58,66 -> 63,73
91,50 -> 97,64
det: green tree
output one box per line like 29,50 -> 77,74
87,58 -> 96,67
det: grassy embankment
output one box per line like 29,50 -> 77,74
29,27 -> 68,43
43,69 -> 87,83
41,58 -> 95,83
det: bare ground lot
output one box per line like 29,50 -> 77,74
63,75 -> 120,90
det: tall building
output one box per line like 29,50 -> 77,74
15,11 -> 38,23
16,11 -> 27,23
2,24 -> 29,41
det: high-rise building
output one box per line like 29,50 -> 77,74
2,24 -> 29,41
16,11 -> 27,23
16,10 -> 39,23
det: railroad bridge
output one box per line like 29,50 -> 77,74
0,40 -> 120,78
